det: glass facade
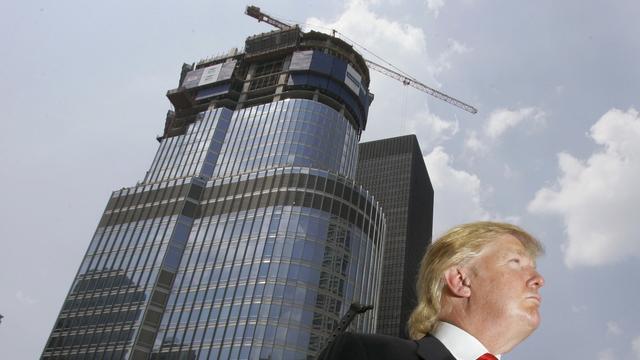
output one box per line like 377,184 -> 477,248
151,168 -> 384,359
212,100 -> 359,180
43,28 -> 384,359
43,98 -> 384,359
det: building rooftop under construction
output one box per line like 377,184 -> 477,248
163,27 -> 374,141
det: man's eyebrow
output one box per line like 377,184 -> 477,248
501,248 -> 530,259
502,248 -> 538,267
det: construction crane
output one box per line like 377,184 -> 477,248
246,5 -> 295,31
245,5 -> 478,114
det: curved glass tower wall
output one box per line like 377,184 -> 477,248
43,28 -> 385,360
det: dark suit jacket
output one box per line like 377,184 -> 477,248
318,332 -> 456,360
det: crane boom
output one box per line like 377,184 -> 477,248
366,59 -> 478,114
246,6 -> 293,31
245,5 -> 477,114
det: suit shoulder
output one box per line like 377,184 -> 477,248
350,332 -> 417,349
319,332 -> 418,359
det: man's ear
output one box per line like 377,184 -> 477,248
443,267 -> 472,298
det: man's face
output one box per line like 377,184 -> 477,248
466,234 -> 544,350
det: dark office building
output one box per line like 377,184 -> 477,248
42,28 -> 386,359
356,134 -> 434,338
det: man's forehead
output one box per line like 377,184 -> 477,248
493,235 -> 539,266
484,234 -> 532,256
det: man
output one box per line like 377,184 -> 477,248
318,221 -> 544,359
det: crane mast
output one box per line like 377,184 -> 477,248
245,5 -> 478,115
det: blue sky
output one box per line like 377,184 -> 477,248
2,1 -> 640,359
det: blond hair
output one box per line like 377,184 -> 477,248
407,221 -> 544,340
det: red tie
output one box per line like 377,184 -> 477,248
477,354 -> 498,360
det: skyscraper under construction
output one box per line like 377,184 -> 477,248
42,27 -> 386,359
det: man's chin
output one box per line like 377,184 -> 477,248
516,309 -> 541,332
525,312 -> 541,331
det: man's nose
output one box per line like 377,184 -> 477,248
528,270 -> 544,289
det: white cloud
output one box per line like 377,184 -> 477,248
485,107 -> 546,139
529,108 -> 640,268
597,348 -> 615,360
428,38 -> 472,78
306,0 -> 426,55
425,146 -> 490,235
15,290 -> 38,305
426,0 -> 446,17
409,111 -> 459,147
463,130 -> 488,155
463,106 -> 546,159
606,321 -> 623,336
632,335 -> 640,359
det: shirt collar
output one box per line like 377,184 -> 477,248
431,321 -> 501,360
